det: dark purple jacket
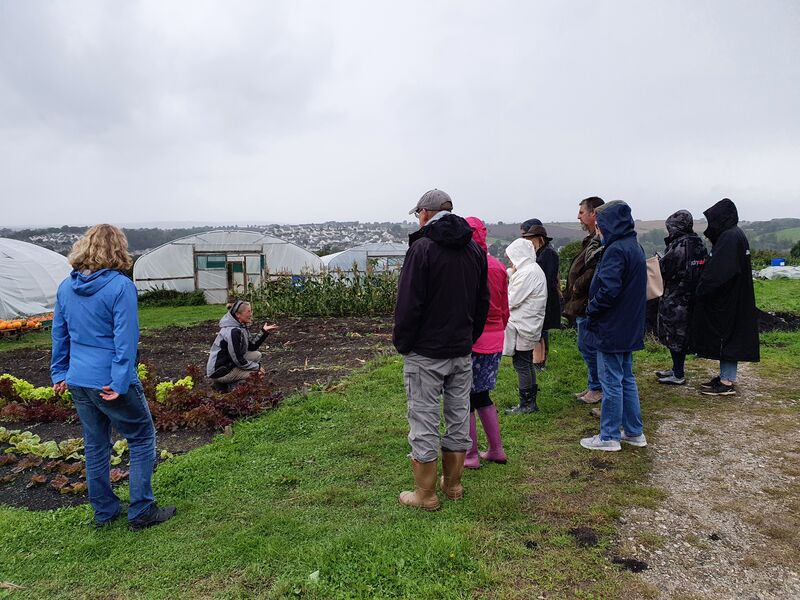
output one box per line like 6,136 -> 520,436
393,213 -> 490,358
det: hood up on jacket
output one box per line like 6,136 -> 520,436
218,311 -> 243,329
703,198 -> 739,244
409,212 -> 474,249
595,200 -> 636,246
665,209 -> 695,243
505,238 -> 537,269
70,268 -> 119,297
465,216 -> 488,252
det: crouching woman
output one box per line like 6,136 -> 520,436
207,300 -> 278,391
51,224 -> 176,530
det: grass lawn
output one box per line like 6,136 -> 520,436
753,279 -> 800,314
2,284 -> 798,598
2,329 -> 662,599
0,305 -> 225,353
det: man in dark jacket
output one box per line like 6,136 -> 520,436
690,198 -> 759,396
521,222 -> 561,368
393,189 -> 489,510
580,201 -> 647,451
563,197 -> 605,404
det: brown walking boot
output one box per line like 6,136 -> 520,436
440,450 -> 465,500
399,458 -> 441,511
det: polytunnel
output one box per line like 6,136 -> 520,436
0,238 -> 71,319
320,242 -> 408,273
133,230 -> 324,303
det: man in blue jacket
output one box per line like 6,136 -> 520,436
580,201 -> 648,451
393,189 -> 489,509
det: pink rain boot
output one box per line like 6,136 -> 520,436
477,404 -> 507,464
464,411 -> 480,469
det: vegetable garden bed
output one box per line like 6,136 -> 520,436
0,316 -> 393,511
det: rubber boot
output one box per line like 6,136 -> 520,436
505,387 -> 538,415
464,412 -> 480,469
477,404 -> 507,464
440,449 -> 465,500
528,384 -> 540,412
399,459 -> 441,511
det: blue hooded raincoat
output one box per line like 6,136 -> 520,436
584,201 -> 647,354
50,269 -> 140,394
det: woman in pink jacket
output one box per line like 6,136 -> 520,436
464,217 -> 510,469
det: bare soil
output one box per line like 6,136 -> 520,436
0,316 -> 393,512
617,364 -> 800,599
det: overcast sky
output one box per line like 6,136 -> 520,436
1,1 -> 798,228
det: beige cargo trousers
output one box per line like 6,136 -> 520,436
403,351 -> 473,462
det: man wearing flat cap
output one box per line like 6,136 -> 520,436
393,189 -> 489,510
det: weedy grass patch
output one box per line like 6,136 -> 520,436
2,330 -> 659,599
753,278 -> 800,314
1,283 -> 797,598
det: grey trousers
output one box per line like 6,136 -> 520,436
403,351 -> 472,463
212,351 -> 261,384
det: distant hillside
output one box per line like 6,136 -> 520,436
740,218 -> 800,251
3,217 -> 797,260
484,217 -> 800,259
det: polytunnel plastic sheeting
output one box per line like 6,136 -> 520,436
132,230 -> 324,293
0,238 -> 72,319
262,243 -> 324,275
133,244 -> 194,293
321,242 -> 408,272
757,266 -> 800,280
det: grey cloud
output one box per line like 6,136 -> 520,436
0,0 -> 798,227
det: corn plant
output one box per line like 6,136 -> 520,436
244,266 -> 399,318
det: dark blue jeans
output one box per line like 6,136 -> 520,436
597,351 -> 644,441
576,317 -> 601,391
70,383 -> 156,523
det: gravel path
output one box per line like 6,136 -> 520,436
617,365 -> 800,599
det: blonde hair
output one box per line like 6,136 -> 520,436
68,224 -> 133,272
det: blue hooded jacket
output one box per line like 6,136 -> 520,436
50,269 -> 140,393
584,201 -> 647,353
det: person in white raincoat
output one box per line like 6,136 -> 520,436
503,238 -> 548,414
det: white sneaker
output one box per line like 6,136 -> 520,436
580,435 -> 621,452
620,431 -> 647,447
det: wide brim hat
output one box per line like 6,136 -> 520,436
521,224 -> 552,242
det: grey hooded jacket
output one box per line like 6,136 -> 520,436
206,312 -> 269,379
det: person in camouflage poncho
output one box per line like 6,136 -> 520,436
655,210 -> 708,385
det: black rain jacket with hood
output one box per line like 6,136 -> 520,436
690,199 -> 760,362
393,212 -> 490,358
656,210 -> 708,353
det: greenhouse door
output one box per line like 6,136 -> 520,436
227,258 -> 245,293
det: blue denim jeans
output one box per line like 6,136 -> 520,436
597,351 -> 643,441
720,360 -> 738,382
576,317 -> 601,391
70,383 -> 156,523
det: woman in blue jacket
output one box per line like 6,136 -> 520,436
51,224 -> 175,530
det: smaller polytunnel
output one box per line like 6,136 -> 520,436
133,230 -> 325,303
321,242 -> 408,272
0,238 -> 72,319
